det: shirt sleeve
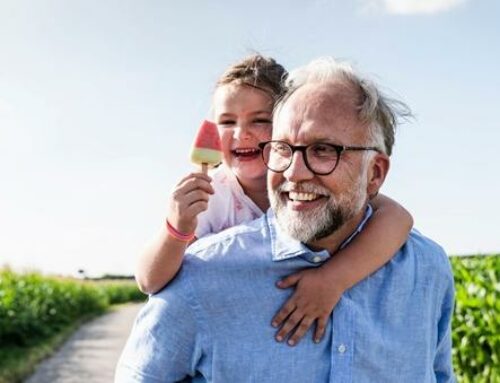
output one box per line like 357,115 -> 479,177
194,177 -> 228,239
194,207 -> 215,239
433,263 -> 456,383
115,280 -> 203,382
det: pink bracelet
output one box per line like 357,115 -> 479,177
166,219 -> 195,242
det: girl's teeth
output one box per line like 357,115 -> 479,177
235,149 -> 258,154
288,191 -> 319,201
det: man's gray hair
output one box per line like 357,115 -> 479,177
275,57 -> 412,156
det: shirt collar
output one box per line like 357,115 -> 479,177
267,204 -> 374,263
339,204 -> 373,250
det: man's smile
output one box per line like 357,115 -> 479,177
288,191 -> 323,202
281,189 -> 328,211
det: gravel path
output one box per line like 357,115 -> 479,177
24,303 -> 143,383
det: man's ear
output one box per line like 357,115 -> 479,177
367,153 -> 390,198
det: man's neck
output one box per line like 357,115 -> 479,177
307,205 -> 368,255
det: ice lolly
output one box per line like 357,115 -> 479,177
190,120 -> 222,174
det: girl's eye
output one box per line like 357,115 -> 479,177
253,119 -> 272,125
218,120 -> 235,127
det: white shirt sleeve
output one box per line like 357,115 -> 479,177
195,179 -> 230,238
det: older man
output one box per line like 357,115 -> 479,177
116,59 -> 455,382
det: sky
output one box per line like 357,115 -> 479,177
1,0 -> 499,277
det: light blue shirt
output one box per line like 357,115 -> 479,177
116,207 -> 455,382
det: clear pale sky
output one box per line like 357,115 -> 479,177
1,0 -> 498,277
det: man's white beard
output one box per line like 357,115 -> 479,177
269,178 -> 367,244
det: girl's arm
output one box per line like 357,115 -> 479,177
135,172 -> 213,294
271,194 -> 413,346
318,193 -> 413,292
135,229 -> 193,294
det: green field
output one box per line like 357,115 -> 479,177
1,255 -> 499,382
0,270 -> 146,383
451,255 -> 499,383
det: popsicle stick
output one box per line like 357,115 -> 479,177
201,163 -> 208,175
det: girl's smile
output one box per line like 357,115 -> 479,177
213,84 -> 274,187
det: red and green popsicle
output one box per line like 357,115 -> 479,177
190,120 -> 222,174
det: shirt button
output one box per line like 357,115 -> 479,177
312,256 -> 322,263
338,344 -> 347,353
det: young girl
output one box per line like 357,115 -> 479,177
136,54 -> 413,345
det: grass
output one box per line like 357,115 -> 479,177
0,313 -> 98,383
0,269 -> 146,383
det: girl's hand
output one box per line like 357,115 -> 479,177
168,172 -> 214,234
271,267 -> 343,346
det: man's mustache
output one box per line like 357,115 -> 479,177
276,181 -> 331,197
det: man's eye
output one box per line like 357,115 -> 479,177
272,143 -> 290,155
311,144 -> 336,157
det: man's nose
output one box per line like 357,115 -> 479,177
283,150 -> 314,182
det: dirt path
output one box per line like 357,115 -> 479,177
24,303 -> 143,383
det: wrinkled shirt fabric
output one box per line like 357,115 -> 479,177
116,207 -> 455,383
195,164 -> 263,238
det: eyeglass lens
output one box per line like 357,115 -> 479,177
262,142 -> 339,174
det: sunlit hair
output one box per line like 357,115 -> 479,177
215,54 -> 288,101
275,57 -> 412,156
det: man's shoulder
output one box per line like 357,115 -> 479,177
407,228 -> 447,256
188,214 -> 269,258
404,228 -> 452,276
152,214 -> 270,305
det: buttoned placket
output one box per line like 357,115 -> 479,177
329,298 -> 354,383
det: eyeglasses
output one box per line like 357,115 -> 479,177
258,140 -> 381,176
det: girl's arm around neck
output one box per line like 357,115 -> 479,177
271,193 -> 413,346
321,193 -> 413,290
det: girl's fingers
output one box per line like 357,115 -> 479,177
314,316 -> 328,343
287,316 -> 315,346
272,299 -> 296,328
170,190 -> 210,228
180,189 -> 212,208
175,176 -> 214,196
177,171 -> 212,183
168,173 -> 214,233
176,172 -> 213,188
274,309 -> 303,343
183,200 -> 209,217
276,272 -> 303,289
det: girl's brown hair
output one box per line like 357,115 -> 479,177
216,54 -> 288,101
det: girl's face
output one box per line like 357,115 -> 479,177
213,84 -> 274,186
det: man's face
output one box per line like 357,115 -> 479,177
268,83 -> 372,244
